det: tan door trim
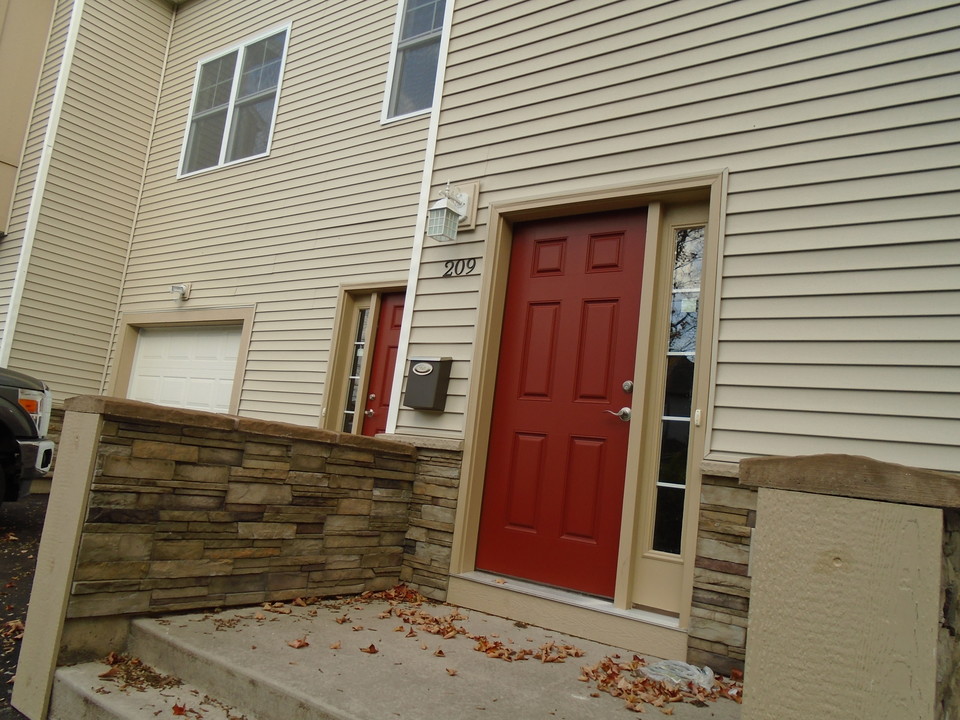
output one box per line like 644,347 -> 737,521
450,172 -> 726,627
323,281 -> 407,432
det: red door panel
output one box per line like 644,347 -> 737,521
361,292 -> 404,437
476,208 -> 646,598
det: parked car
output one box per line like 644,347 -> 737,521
0,367 -> 55,504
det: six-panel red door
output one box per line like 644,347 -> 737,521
475,209 -> 646,598
361,292 -> 405,437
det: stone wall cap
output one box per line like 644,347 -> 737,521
65,396 -> 237,431
376,434 -> 464,452
740,453 -> 960,508
64,396 -> 417,457
699,459 -> 740,479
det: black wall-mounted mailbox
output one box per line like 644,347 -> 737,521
403,357 -> 452,411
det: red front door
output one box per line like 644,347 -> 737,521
361,292 -> 405,437
475,208 -> 646,598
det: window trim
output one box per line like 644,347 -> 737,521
381,0 -> 448,124
178,22 -> 292,178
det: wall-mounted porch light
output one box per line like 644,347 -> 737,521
426,182 -> 470,242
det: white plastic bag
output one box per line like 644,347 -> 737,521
637,660 -> 715,690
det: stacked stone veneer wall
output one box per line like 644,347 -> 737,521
61,396 -> 462,621
686,461 -> 754,675
394,439 -> 462,597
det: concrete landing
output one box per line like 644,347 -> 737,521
51,594 -> 743,720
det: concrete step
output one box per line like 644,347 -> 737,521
125,615 -> 346,720
49,662 -> 253,720
46,597 -> 743,720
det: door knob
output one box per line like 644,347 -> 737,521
604,407 -> 631,422
364,409 -> 375,417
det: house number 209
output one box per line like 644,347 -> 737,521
442,258 -> 478,277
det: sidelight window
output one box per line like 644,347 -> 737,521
341,308 -> 371,432
652,226 -> 705,554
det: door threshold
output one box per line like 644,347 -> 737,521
447,572 -> 688,660
457,571 -> 680,628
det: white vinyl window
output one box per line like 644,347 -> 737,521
384,0 -> 446,120
180,25 -> 290,176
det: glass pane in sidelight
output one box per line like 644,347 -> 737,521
669,291 -> 699,353
672,226 -> 704,290
657,418 -> 690,487
662,355 -> 695,417
652,486 -> 685,554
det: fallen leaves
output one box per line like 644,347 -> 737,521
578,654 -> 744,713
359,644 -> 378,654
473,637 -> 530,662
211,616 -> 243,631
1,619 -> 24,640
379,603 -> 468,642
470,636 -> 582,664
96,652 -> 182,693
261,602 -> 292,615
359,584 -> 426,605
287,637 -> 309,649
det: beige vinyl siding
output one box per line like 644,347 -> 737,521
3,0 -> 171,401
398,248 -> 482,438
115,0 -> 430,426
0,0 -> 70,338
400,0 -> 960,471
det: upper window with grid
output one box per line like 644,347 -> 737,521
385,0 -> 446,120
180,26 -> 290,176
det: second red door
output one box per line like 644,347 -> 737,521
361,292 -> 405,437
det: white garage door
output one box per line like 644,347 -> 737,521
128,325 -> 242,413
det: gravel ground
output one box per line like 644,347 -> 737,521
0,493 -> 48,720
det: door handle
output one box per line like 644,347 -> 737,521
364,409 -> 375,417
604,407 -> 631,422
